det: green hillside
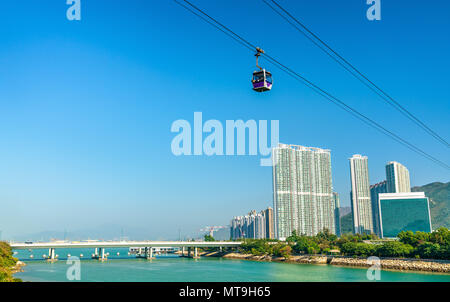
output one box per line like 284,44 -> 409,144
340,182 -> 450,234
0,242 -> 21,282
412,182 -> 450,229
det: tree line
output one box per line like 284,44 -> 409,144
235,227 -> 450,260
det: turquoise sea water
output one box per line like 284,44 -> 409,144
14,248 -> 450,282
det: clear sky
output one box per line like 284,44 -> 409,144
0,0 -> 449,240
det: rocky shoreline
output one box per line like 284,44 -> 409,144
199,251 -> 450,273
11,261 -> 26,274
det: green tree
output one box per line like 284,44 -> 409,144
317,229 -> 338,243
429,227 -> 450,246
340,242 -> 376,257
204,234 -> 215,242
398,230 -> 430,247
415,242 -> 441,259
273,243 -> 292,259
240,239 -> 272,255
293,236 -> 320,254
398,230 -> 420,246
376,241 -> 413,258
286,230 -> 300,243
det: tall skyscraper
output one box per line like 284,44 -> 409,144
333,192 -> 341,237
254,212 -> 266,239
370,180 -> 387,236
379,192 -> 432,238
386,161 -> 411,193
349,154 -> 374,234
272,144 -> 335,239
246,210 -> 257,238
230,216 -> 244,239
264,207 -> 275,239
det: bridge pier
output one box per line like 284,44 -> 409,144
92,247 -> 107,261
184,247 -> 200,259
145,247 -> 155,260
10,241 -> 241,263
100,248 -> 106,261
136,247 -> 155,259
47,248 -> 56,262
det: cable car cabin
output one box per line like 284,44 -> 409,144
252,69 -> 272,92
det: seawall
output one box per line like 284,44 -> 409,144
201,251 -> 450,273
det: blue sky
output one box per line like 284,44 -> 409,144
0,0 -> 449,240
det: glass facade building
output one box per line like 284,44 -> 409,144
272,144 -> 335,239
379,192 -> 432,238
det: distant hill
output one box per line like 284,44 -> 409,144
9,224 -> 185,242
339,206 -> 351,218
340,181 -> 450,234
412,182 -> 449,229
212,227 -> 230,241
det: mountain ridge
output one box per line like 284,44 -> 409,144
412,181 -> 449,229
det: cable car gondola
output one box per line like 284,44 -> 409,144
252,47 -> 272,92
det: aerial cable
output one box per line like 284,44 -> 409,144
173,0 -> 450,171
173,0 -> 254,52
263,0 -> 450,149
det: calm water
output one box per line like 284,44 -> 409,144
14,248 -> 450,282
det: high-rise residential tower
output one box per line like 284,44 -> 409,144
230,207 -> 274,240
349,154 -> 374,234
370,180 -> 387,236
264,207 -> 275,239
272,144 -> 335,240
386,161 -> 411,193
333,192 -> 341,237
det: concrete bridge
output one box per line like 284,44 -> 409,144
10,241 -> 241,261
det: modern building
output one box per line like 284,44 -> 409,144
230,216 -> 244,239
349,154 -> 374,234
230,208 -> 273,240
333,192 -> 341,237
264,207 -> 275,239
386,161 -> 411,193
378,192 -> 432,238
370,180 -> 387,236
254,211 -> 266,239
272,144 -> 335,240
244,211 -> 256,239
